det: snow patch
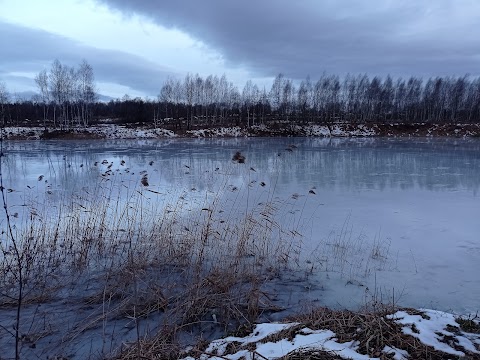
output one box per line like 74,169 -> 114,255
187,127 -> 245,137
303,125 -> 331,136
182,324 -> 377,360
387,309 -> 480,356
184,309 -> 480,359
383,345 -> 409,360
92,124 -> 176,139
194,323 -> 298,359
1,126 -> 43,139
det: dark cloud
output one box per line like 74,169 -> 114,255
0,21 -> 177,97
97,0 -> 480,79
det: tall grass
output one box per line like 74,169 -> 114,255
0,148 -> 400,359
0,170 -> 304,359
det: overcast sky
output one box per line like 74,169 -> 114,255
1,0 -> 479,99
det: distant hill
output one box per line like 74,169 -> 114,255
97,94 -> 114,102
7,91 -> 113,103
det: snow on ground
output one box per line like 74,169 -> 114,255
349,124 -> 377,136
185,124 -> 378,138
181,323 -> 375,360
187,126 -> 246,137
387,309 -> 480,357
330,124 -> 347,136
91,124 -> 176,138
3,122 -> 480,139
1,126 -> 44,139
0,124 -> 178,139
382,345 -> 409,360
182,309 -> 480,359
297,124 -> 331,136
0,123 -> 380,140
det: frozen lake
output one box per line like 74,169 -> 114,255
3,137 -> 480,314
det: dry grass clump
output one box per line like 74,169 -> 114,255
457,314 -> 480,334
285,307 -> 480,360
112,327 -> 181,360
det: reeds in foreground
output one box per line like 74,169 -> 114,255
0,174 -> 304,359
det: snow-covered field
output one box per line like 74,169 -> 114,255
1,124 -> 177,139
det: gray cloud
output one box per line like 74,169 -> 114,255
97,0 -> 480,80
0,21 -> 177,97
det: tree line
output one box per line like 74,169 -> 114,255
152,73 -> 480,127
1,59 -> 96,129
1,64 -> 480,129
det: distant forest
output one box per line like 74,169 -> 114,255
1,59 -> 480,129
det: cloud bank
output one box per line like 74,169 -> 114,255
97,0 -> 480,79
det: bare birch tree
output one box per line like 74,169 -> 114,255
34,70 -> 49,128
77,59 -> 96,126
0,82 -> 8,126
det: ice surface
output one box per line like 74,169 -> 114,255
2,137 -> 480,359
2,137 -> 480,314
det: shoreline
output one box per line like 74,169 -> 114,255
2,122 -> 480,140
